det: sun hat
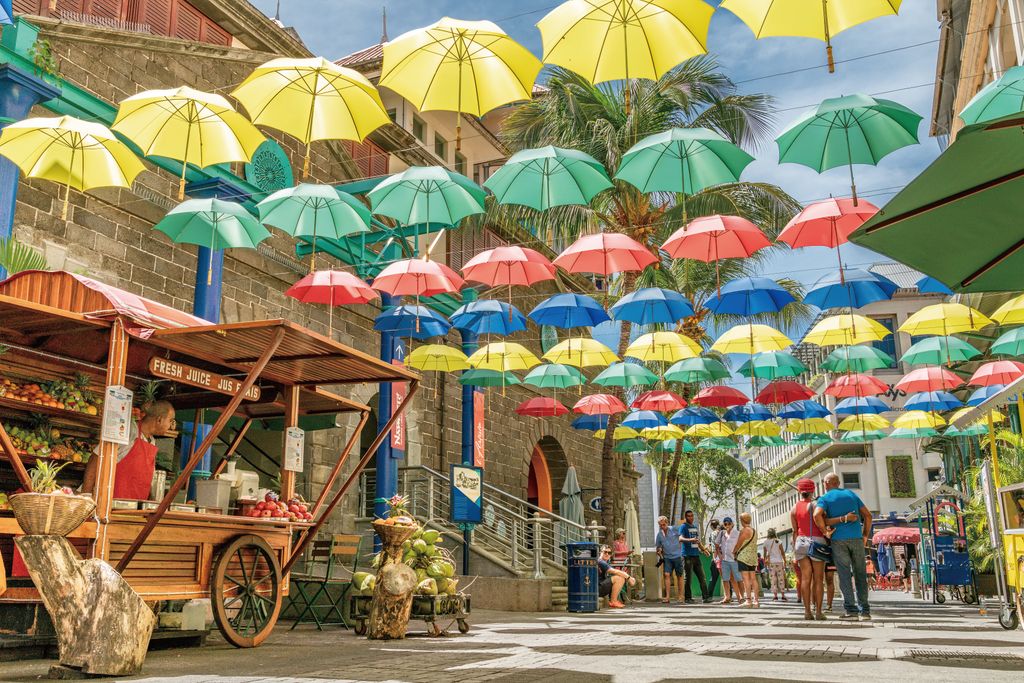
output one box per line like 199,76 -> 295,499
796,478 -> 816,493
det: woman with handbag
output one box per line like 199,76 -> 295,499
790,478 -> 827,621
735,513 -> 760,608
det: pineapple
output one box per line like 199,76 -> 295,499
28,459 -> 70,494
135,380 -> 161,412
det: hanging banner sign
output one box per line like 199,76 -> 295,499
284,427 -> 305,472
101,385 -> 133,446
473,391 -> 485,468
450,464 -> 483,525
148,357 -> 261,401
390,360 -> 407,456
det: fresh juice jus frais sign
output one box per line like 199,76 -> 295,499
148,357 -> 261,401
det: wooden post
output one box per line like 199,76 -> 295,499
280,386 -> 300,503
309,409 -> 369,516
95,320 -> 129,559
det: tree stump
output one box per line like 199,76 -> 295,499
15,535 -> 157,677
367,521 -> 417,640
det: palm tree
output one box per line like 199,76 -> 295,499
0,237 -> 48,275
496,58 -> 805,532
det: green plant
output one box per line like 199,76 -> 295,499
964,430 -> 1024,572
0,237 -> 48,275
31,39 -> 59,80
28,459 -> 70,494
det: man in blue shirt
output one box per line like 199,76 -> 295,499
655,515 -> 685,603
814,472 -> 873,621
679,510 -> 712,603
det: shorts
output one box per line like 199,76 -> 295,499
720,560 -> 740,582
663,556 -> 685,576
737,560 -> 755,572
599,577 -> 613,597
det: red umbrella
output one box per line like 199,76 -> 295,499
778,198 -> 880,249
872,526 -> 921,545
825,373 -> 889,398
632,390 -> 686,412
573,393 -> 628,415
553,232 -> 657,275
755,380 -> 814,404
372,258 -> 464,297
285,269 -> 378,305
462,246 -> 556,286
969,360 -> 1024,387
515,397 -> 569,417
895,366 -> 963,393
692,385 -> 748,408
662,215 -> 770,292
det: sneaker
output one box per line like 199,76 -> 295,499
860,613 -> 872,622
703,597 -> 715,604
838,612 -> 859,621
684,599 -> 696,604
608,600 -> 625,608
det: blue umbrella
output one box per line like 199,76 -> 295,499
374,305 -> 451,340
529,293 -> 610,329
622,410 -> 667,430
778,400 -> 831,419
905,391 -> 963,412
451,299 -> 527,335
610,287 -> 695,325
804,268 -> 898,310
916,275 -> 954,295
571,414 -> 609,431
724,402 -> 774,423
834,396 -> 890,416
968,384 -> 1006,407
670,406 -> 720,426
706,277 -> 795,316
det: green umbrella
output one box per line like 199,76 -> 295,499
154,198 -> 270,284
776,94 -> 921,204
459,369 -> 521,387
900,335 -> 981,366
522,363 -> 586,389
664,357 -> 732,383
746,435 -> 787,448
890,427 -> 939,440
945,423 -> 986,437
791,432 -> 832,446
960,65 -> 1024,125
992,327 -> 1024,357
614,127 -> 754,195
614,438 -> 649,453
256,183 -> 371,270
696,436 -> 737,450
654,438 -> 696,454
737,351 -> 807,380
483,146 -> 612,211
839,429 -> 886,443
820,345 -> 894,373
592,362 -> 659,388
368,165 -> 485,228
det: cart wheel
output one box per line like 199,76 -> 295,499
999,606 -> 1019,630
211,534 -> 282,648
935,591 -> 946,604
963,587 -> 978,605
457,619 -> 470,634
354,620 -> 367,636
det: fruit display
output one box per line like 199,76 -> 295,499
241,491 -> 313,522
367,527 -> 459,597
4,421 -> 94,463
0,492 -> 10,510
0,373 -> 102,416
376,494 -> 416,527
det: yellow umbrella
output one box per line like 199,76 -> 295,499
991,293 -> 1024,326
113,86 -> 265,199
537,0 -> 714,112
711,324 -> 793,355
406,344 -> 470,372
948,408 -> 1006,425
594,426 -> 641,440
803,314 -> 891,346
734,420 -> 781,437
892,411 -> 945,430
785,417 -> 834,434
686,422 -> 734,438
640,425 -> 686,440
720,0 -> 902,73
543,338 -> 620,368
467,341 -> 540,372
837,414 -> 890,431
380,17 -> 541,150
899,302 -> 993,336
0,116 -> 145,220
625,331 -> 701,363
231,57 -> 389,179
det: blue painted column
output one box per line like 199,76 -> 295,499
373,292 -> 403,550
0,63 -> 61,279
458,289 -> 479,575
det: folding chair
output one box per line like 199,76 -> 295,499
287,534 -> 362,630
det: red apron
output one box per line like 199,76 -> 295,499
113,433 -> 158,501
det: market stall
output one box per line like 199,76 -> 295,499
0,270 -> 418,648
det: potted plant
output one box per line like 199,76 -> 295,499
9,460 -> 95,536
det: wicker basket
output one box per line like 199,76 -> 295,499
9,493 -> 96,536
372,519 -> 418,556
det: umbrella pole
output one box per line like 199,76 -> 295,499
179,119 -> 192,201
843,126 -> 858,206
303,143 -> 311,180
311,212 -> 318,273
61,145 -> 75,221
208,219 -> 215,286
823,0 -> 835,73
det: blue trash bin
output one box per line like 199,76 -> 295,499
566,541 -> 599,612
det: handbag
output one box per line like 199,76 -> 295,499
798,500 -> 832,562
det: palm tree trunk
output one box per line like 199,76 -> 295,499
660,439 -> 683,515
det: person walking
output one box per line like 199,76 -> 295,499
679,510 -> 712,604
717,517 -> 744,605
655,515 -> 685,604
791,478 -> 826,621
735,513 -> 760,608
706,519 -> 722,596
814,473 -> 873,622
763,528 -> 787,601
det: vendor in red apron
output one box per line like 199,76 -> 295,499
81,400 -> 176,501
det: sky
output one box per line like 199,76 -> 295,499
249,0 -> 944,290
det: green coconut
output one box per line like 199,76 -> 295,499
416,578 -> 438,596
421,530 -> 440,544
412,539 -> 428,554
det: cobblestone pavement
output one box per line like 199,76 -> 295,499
0,590 -> 1020,682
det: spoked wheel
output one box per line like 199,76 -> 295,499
211,534 -> 282,648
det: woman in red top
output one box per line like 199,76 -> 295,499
790,478 -> 826,621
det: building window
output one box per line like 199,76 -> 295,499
870,316 -> 898,367
434,133 -> 448,160
842,472 -> 861,489
454,152 -> 467,175
412,115 -> 426,142
927,467 -> 942,482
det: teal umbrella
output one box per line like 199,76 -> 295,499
960,65 -> 1024,125
776,94 -> 921,204
665,357 -> 732,383
992,327 -> 1024,357
256,183 -> 371,270
614,438 -> 649,453
737,351 -> 807,380
696,436 -> 737,450
522,363 -> 586,389
791,432 -> 832,446
654,438 -> 696,454
614,127 -> 754,195
592,362 -> 659,388
945,423 -> 987,437
368,165 -> 485,228
154,198 -> 270,284
900,335 -> 981,366
890,427 -> 939,440
746,435 -> 787,448
484,146 -> 612,210
839,429 -> 886,443
820,345 -> 894,373
459,369 -> 521,387
558,465 -> 586,548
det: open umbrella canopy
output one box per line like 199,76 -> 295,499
655,439 -> 696,454
738,351 -> 807,380
803,314 -> 891,346
820,345 -> 894,373
451,299 -> 528,336
594,426 -> 641,441
611,288 -> 695,325
777,197 -> 880,248
625,331 -> 701,363
372,258 -> 464,297
746,435 -> 788,448
706,276 -> 796,316
692,385 -> 749,408
670,406 -> 721,426
779,400 -> 832,419
484,146 -> 612,210
970,360 -> 1024,387
991,293 -> 1024,326
945,422 -> 988,437
916,275 -> 954,295
553,232 -> 657,275
592,361 -> 658,387
468,342 -> 541,372
665,357 -> 732,383
898,302 -> 992,336
959,64 -> 1024,125
573,394 -> 628,415
840,429 -> 887,443
756,380 -> 814,404
543,338 -> 620,368
791,432 -> 832,446
571,414 -> 610,430
155,198 -> 270,251
285,269 -> 379,306
838,413 -> 890,431
734,421 -> 782,437
696,436 -> 738,450
374,305 -> 452,340
688,422 -> 735,438
834,396 -> 890,416
523,363 -> 586,389
785,417 -> 834,434
622,410 -> 668,430
893,411 -> 945,430
640,425 -> 686,440
368,165 -> 485,226
895,366 -> 963,393
662,214 -> 770,262
804,268 -> 898,310
615,127 -> 753,194
461,246 -> 556,286
459,369 -> 521,387
405,344 -> 470,372
257,183 -> 371,239
724,402 -> 774,423
516,397 -> 569,417
992,327 -> 1024,357
712,324 -> 793,355
900,335 -> 982,366
614,438 -> 650,453
904,391 -> 963,413
529,293 -> 610,329
968,384 -> 1006,406
825,373 -> 890,398
632,390 -> 686,412
872,526 -> 922,545
890,427 -> 940,439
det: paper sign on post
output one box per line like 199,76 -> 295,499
284,427 -> 305,472
101,385 -> 133,446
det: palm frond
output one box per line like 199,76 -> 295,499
0,238 -> 48,275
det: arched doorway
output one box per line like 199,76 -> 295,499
528,444 -> 553,512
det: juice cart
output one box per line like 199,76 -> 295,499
998,481 -> 1024,629
0,271 -> 419,648
926,498 -> 977,605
